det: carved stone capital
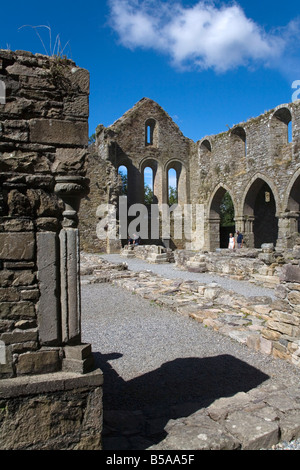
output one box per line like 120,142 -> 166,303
54,176 -> 89,227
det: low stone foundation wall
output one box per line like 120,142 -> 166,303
174,245 -> 286,287
264,264 -> 300,365
80,251 -> 300,368
121,244 -> 175,263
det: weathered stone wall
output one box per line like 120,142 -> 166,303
193,102 -> 300,251
0,370 -> 103,450
0,50 -> 103,450
80,98 -> 193,251
265,242 -> 300,366
83,98 -> 300,254
79,146 -> 122,254
0,49 -> 91,378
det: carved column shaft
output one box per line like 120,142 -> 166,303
55,176 -> 88,345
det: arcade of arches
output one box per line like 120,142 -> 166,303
80,98 -> 300,254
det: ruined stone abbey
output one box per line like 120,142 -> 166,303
79,97 -> 300,255
1,49 -> 300,450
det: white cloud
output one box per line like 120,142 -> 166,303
108,0 -> 295,72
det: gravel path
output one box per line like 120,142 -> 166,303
81,283 -> 299,397
80,255 -> 300,450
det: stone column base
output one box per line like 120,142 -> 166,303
0,369 -> 103,450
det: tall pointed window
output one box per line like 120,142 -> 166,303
145,118 -> 158,146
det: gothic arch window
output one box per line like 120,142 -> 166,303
200,139 -> 212,158
200,139 -> 211,152
168,168 -> 178,205
166,160 -> 187,206
270,107 -> 292,145
118,165 -> 128,196
231,126 -> 246,157
144,166 -> 154,204
145,118 -> 158,147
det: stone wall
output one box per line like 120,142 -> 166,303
82,97 -> 300,254
80,98 -> 192,251
0,50 -> 103,450
265,244 -> 300,366
174,244 -> 283,287
79,146 -> 122,254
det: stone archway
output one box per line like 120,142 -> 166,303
277,170 -> 300,249
140,158 -> 162,205
243,177 -> 278,248
287,172 -> 300,231
165,159 -> 187,206
208,186 -> 235,251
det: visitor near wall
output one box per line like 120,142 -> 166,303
236,231 -> 243,248
228,233 -> 235,249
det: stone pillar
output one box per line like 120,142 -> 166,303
208,216 -> 220,251
37,231 -> 60,345
243,215 -> 255,248
0,49 -> 103,450
55,176 -> 89,346
276,212 -> 300,250
234,216 -> 245,234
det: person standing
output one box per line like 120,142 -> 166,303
228,233 -> 235,249
236,231 -> 243,248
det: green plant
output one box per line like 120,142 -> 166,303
144,184 -> 154,205
19,24 -> 71,58
168,186 -> 178,205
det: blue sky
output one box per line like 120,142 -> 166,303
1,0 -> 300,144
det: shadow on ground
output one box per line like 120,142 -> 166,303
94,352 -> 269,450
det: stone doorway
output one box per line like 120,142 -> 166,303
209,187 -> 235,251
243,179 -> 278,248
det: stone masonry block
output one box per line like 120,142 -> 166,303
0,328 -> 38,345
36,232 -> 60,345
64,344 -> 92,361
0,232 -> 35,260
29,119 -> 88,146
280,264 -> 300,284
0,301 -> 36,320
16,350 -> 60,375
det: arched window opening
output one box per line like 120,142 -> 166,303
288,120 -> 293,143
231,126 -> 246,157
147,125 -> 152,145
271,107 -> 292,145
118,165 -> 128,196
168,168 -> 178,205
144,166 -> 154,205
145,118 -> 157,146
200,139 -> 212,154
